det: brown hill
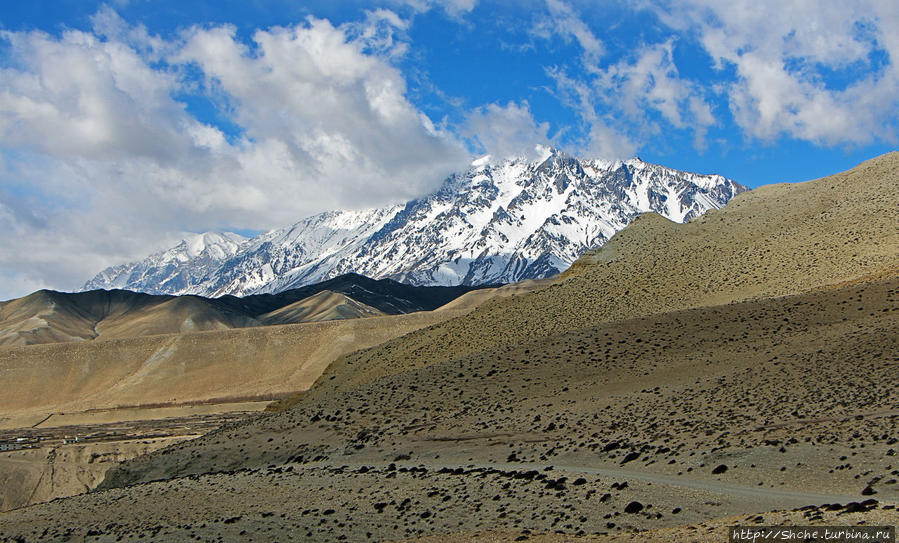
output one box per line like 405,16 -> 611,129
0,290 -> 159,347
0,289 -> 270,348
0,308 -> 467,419
258,290 -> 384,324
0,274 -> 491,347
0,276 -> 534,420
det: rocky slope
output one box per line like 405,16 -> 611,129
84,147 -> 745,296
5,259 -> 896,542
83,232 -> 246,295
310,151 -> 899,390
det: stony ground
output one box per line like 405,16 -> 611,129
389,504 -> 898,542
2,276 -> 895,542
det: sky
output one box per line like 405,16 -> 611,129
1,0 -> 897,299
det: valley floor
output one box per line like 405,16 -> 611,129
0,404 -> 267,513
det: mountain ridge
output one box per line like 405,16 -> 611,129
0,273 -> 494,347
84,147 -> 746,297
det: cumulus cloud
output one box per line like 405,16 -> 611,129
0,10 -> 467,296
649,0 -> 899,144
463,101 -> 552,161
173,17 -> 466,208
535,0 -> 899,156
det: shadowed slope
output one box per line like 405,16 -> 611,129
211,273 -> 499,317
258,291 -> 384,324
0,274 -> 493,347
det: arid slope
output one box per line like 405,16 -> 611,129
0,437 -> 190,512
3,272 -> 896,542
0,309 -> 464,418
314,152 -> 898,391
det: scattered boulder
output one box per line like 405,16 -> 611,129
624,501 -> 644,514
621,452 -> 640,464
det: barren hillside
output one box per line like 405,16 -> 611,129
313,152 -> 899,392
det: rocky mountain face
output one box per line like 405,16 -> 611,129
83,232 -> 247,295
84,148 -> 746,296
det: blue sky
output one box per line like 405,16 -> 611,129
0,0 -> 897,297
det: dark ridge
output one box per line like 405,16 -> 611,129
0,273 -> 501,347
213,273 -> 501,316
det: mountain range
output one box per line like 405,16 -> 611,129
0,274 -> 490,347
84,147 -> 746,297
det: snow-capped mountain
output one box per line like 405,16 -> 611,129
83,232 -> 246,294
84,147 -> 746,296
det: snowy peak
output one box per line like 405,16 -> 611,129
83,231 -> 247,293
201,206 -> 403,297
180,232 -> 246,261
83,151 -> 746,296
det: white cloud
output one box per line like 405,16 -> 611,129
533,0 -> 604,71
536,1 -> 706,157
174,18 -> 467,206
546,67 -> 639,160
539,0 -> 899,153
582,121 -> 637,161
0,27 -> 182,162
399,0 -> 478,17
596,40 -> 716,148
652,0 -> 899,144
463,101 -> 552,161
0,12 -> 468,294
344,8 -> 411,58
